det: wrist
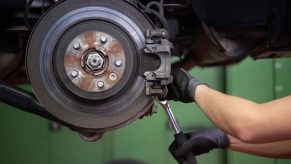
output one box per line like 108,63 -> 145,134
191,84 -> 208,102
216,129 -> 230,149
204,129 -> 230,149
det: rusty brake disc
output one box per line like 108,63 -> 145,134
26,0 -> 157,132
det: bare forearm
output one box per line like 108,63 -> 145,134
195,85 -> 291,143
229,135 -> 291,158
194,85 -> 262,142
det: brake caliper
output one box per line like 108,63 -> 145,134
144,29 -> 173,97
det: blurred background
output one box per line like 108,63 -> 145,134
1,57 -> 291,164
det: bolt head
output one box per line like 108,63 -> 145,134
73,43 -> 81,50
71,70 -> 79,78
97,81 -> 104,88
100,36 -> 107,44
115,60 -> 122,67
162,31 -> 167,37
109,73 -> 118,81
86,52 -> 104,71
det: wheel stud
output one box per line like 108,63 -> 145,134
100,36 -> 107,44
71,70 -> 79,78
115,60 -> 122,67
73,43 -> 81,50
97,81 -> 104,88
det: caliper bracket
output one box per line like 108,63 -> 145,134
144,29 -> 173,97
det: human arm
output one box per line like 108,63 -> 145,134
166,68 -> 291,159
165,68 -> 291,143
195,85 -> 291,143
170,129 -> 291,159
229,135 -> 291,159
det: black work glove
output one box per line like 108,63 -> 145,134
169,129 -> 230,162
164,68 -> 204,103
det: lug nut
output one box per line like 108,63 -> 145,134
100,36 -> 107,44
73,43 -> 81,50
71,70 -> 79,78
115,60 -> 122,67
97,81 -> 104,88
109,73 -> 118,81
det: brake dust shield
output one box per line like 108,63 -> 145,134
26,0 -> 156,132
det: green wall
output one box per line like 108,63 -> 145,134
0,57 -> 291,164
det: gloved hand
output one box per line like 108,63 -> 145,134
164,68 -> 204,103
169,129 -> 230,162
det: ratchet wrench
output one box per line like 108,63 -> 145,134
157,100 -> 198,164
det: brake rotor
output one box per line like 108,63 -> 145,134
26,0 -> 155,131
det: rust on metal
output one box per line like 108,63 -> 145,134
83,31 -> 96,47
106,41 -> 123,56
64,54 -> 80,67
79,70 -> 94,91
64,31 -> 126,92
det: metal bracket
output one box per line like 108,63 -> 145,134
144,29 -> 173,97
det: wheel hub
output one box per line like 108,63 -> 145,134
64,31 -> 126,92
